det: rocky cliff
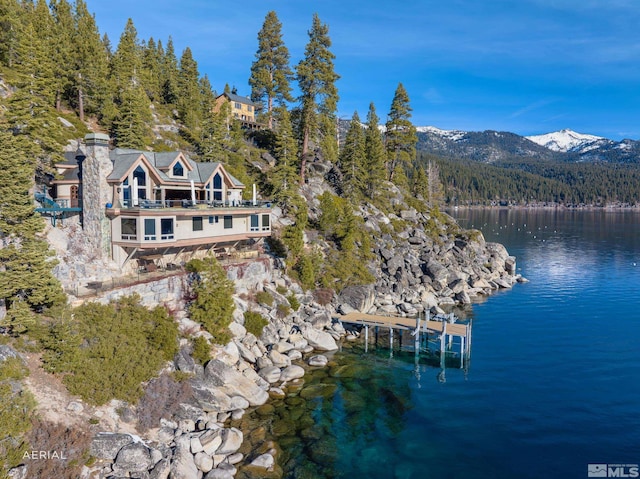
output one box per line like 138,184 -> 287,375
342,206 -> 522,316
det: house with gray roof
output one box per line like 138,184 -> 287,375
50,134 -> 271,268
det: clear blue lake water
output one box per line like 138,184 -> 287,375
242,209 -> 640,479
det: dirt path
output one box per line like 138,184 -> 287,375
23,353 -> 88,426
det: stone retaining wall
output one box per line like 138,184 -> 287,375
70,257 -> 274,311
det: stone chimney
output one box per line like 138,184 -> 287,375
81,133 -> 113,259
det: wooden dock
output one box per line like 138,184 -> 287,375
338,311 -> 472,370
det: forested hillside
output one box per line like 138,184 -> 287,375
426,153 -> 640,206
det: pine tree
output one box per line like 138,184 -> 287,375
411,164 -> 428,199
49,0 -> 75,111
109,18 -> 150,146
296,13 -> 340,183
140,37 -> 162,102
177,47 -> 202,135
0,125 -> 65,332
112,83 -> 150,148
270,106 -> 299,207
72,0 -> 110,120
339,111 -> 366,200
8,16 -> 64,164
186,256 -> 235,344
160,36 -> 179,105
249,11 -> 293,129
0,0 -> 22,67
363,102 -> 386,199
385,83 -> 417,183
198,75 -> 229,162
110,18 -> 142,91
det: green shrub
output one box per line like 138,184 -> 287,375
294,250 -> 324,291
191,336 -> 211,366
276,303 -> 291,318
286,293 -> 300,312
276,285 -> 288,295
243,311 -> 268,338
0,357 -> 28,382
255,290 -> 273,306
186,256 -> 235,345
39,295 -> 179,405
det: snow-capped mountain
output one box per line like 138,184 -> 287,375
415,126 -> 466,141
415,126 -> 640,164
526,129 -> 612,153
416,126 -> 559,163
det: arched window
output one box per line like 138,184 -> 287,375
133,165 -> 147,200
172,161 -> 184,177
212,173 -> 223,201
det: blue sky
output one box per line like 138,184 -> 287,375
85,0 -> 640,140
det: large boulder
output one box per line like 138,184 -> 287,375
203,360 -> 268,406
171,435 -> 198,479
90,433 -> 134,461
299,324 -> 338,351
217,427 -> 243,455
113,442 -> 152,474
268,350 -> 291,368
280,365 -> 305,382
486,242 -> 509,261
258,366 -> 282,384
425,260 -> 449,283
191,384 -> 233,413
385,255 -> 404,274
337,285 -> 375,313
306,310 -> 333,330
149,457 -> 170,479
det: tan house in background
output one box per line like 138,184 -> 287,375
214,92 -> 262,130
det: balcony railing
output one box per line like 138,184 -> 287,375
116,199 -> 272,210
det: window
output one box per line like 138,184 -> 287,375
212,173 -> 223,201
234,102 -> 241,109
262,214 -> 270,231
247,105 -> 252,112
209,216 -> 219,224
223,215 -> 233,229
192,216 -> 203,231
123,178 -> 130,206
121,218 -> 137,240
172,161 -> 184,177
250,214 -> 259,232
160,218 -> 174,240
133,165 -> 146,200
144,218 -> 156,240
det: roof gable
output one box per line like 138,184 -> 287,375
199,162 -> 245,189
107,153 -> 162,185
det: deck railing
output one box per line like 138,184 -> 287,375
116,199 -> 272,209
